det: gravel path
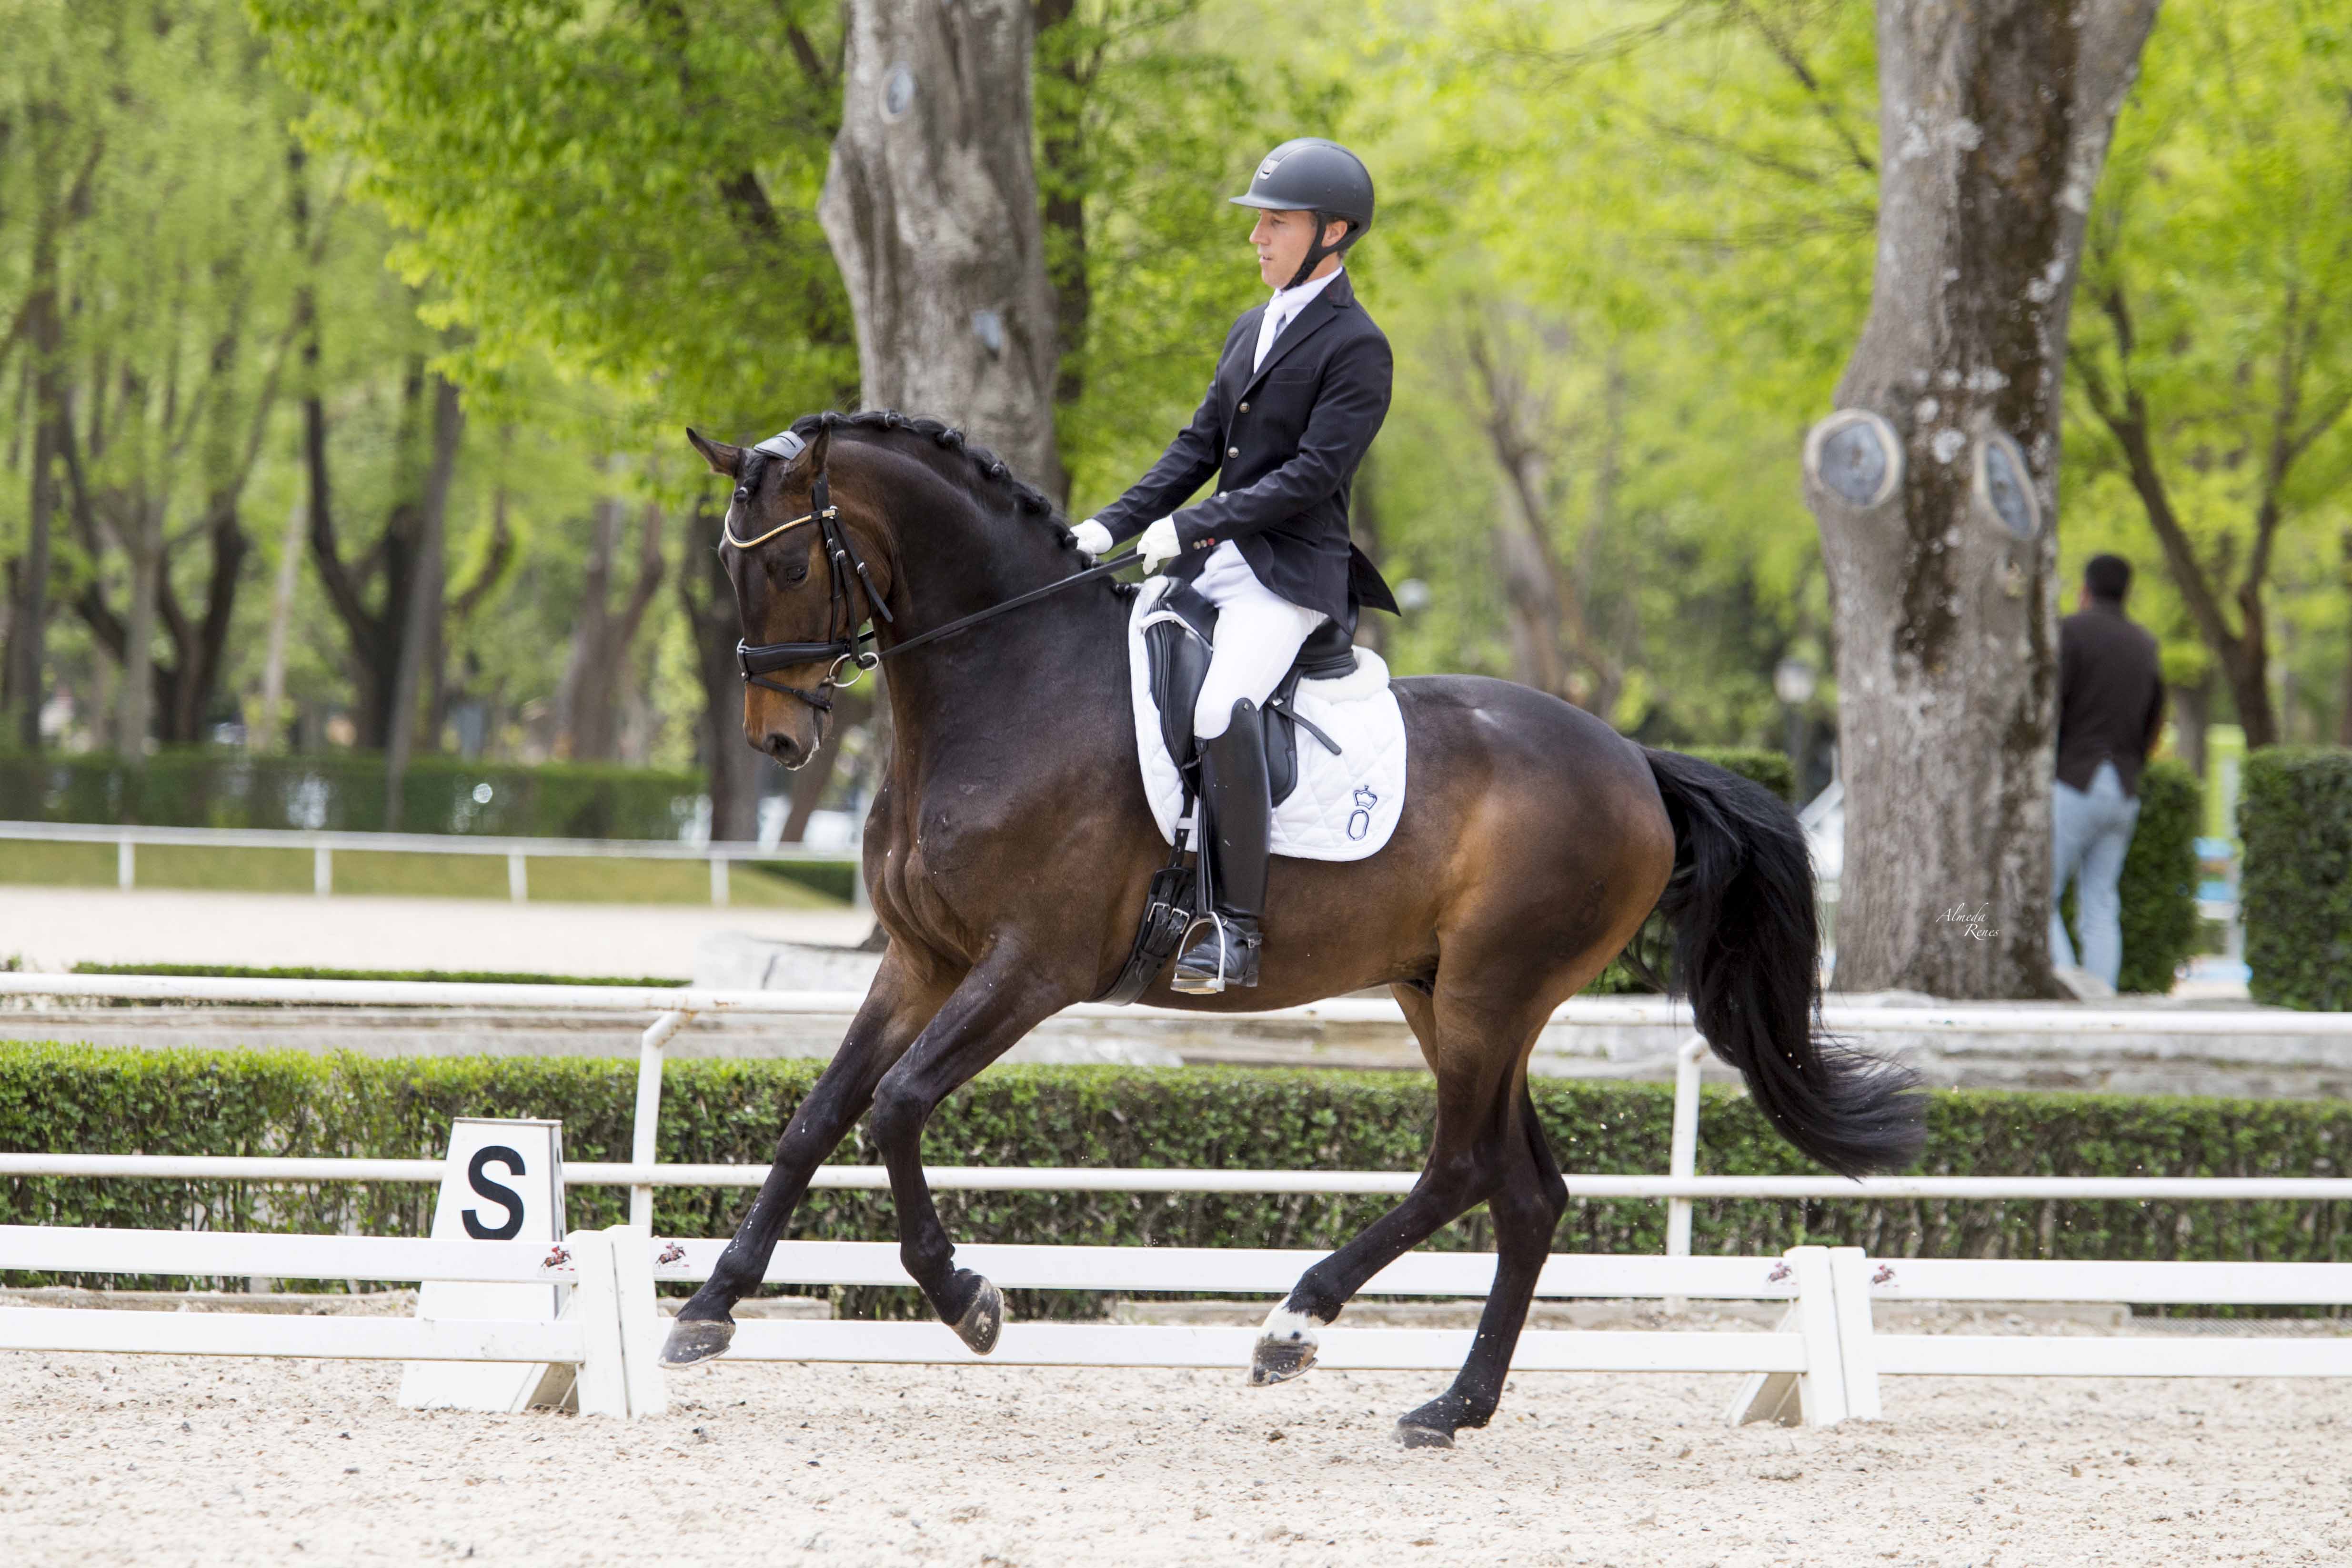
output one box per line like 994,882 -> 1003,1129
2,1347 -> 2342,1566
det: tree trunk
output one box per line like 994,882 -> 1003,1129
818,0 -> 1065,493
2171,669 -> 2210,781
679,499 -> 760,841
553,495 -> 665,764
254,493 -> 304,752
116,493 -> 165,760
1803,0 -> 2158,998
382,373 -> 462,827
7,167 -> 64,750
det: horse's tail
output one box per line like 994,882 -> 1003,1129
1637,747 -> 1923,1177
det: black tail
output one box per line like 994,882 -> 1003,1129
1638,748 -> 1923,1177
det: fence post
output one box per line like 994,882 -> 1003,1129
1826,1246 -> 1881,1420
1788,1246 -> 1849,1427
710,855 -> 729,907
631,1010 -> 693,1230
1665,1033 -> 1708,1260
567,1228 -> 630,1418
507,852 -> 528,903
314,844 -> 332,896
608,1225 -> 668,1418
117,839 -> 135,891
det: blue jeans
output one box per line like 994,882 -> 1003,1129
2050,759 -> 2140,986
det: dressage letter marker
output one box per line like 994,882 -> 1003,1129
398,1118 -> 570,1412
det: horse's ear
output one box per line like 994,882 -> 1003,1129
685,427 -> 742,477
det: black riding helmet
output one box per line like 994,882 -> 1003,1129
1229,138 -> 1375,291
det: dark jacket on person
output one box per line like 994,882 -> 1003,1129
2057,600 -> 2166,797
1093,270 -> 1397,634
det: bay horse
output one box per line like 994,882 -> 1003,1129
664,410 -> 1921,1448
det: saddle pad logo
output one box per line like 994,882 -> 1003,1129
1348,785 -> 1378,841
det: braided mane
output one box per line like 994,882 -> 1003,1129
790,409 -> 1075,548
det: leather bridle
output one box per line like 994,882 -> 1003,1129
725,427 -> 1138,713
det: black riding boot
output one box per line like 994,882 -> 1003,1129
1173,699 -> 1268,994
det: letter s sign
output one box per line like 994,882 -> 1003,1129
462,1145 -> 527,1239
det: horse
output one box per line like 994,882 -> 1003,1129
663,409 -> 1922,1448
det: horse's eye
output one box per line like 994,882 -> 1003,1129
784,559 -> 810,583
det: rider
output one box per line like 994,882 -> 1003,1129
1070,137 -> 1397,994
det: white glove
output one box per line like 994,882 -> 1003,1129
1070,518 -> 1112,560
1139,516 -> 1181,573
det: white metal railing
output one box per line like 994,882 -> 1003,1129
6,972 -> 2352,1427
0,818 -> 855,906
3,972 -> 2348,1238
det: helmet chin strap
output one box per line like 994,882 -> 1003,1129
1284,213 -> 1354,291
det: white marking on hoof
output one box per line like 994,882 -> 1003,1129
1249,1304 -> 1322,1387
1260,1304 -> 1320,1347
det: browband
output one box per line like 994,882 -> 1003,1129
725,429 -> 825,550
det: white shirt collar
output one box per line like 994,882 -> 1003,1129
1268,264 -> 1343,321
1252,265 -> 1344,372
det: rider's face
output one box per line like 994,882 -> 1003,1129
1250,209 -> 1347,290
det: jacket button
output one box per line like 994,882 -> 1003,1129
1238,402 -> 1250,413
1227,446 -> 1239,457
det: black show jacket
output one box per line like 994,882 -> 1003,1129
1093,270 -> 1398,633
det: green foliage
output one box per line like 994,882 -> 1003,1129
2065,0 -> 2352,722
8,1047 -> 2350,1315
0,748 -> 700,838
2241,747 -> 2352,1010
249,0 -> 854,434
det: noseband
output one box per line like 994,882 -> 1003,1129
727,427 -> 1139,714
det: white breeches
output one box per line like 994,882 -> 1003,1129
1188,541 -> 1328,739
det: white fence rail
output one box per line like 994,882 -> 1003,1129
4,972 -> 2351,1425
0,818 -> 854,906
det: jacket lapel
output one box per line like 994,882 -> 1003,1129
1217,305 -> 1266,409
1241,272 -> 1354,396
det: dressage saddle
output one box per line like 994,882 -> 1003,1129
1140,580 -> 1354,797
1096,583 -> 1357,1006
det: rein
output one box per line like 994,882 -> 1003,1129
728,432 -> 1137,713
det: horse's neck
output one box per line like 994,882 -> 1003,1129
875,539 -> 1132,787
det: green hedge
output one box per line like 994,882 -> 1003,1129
2058,757 -> 2203,994
9,1046 -> 2343,1315
0,748 -> 702,840
2242,747 -> 2352,1011
1585,745 -> 1794,995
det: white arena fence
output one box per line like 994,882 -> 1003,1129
0,817 -> 855,906
3,971 -> 2352,1425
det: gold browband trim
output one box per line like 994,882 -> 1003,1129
724,506 -> 834,551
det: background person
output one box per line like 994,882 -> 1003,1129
2050,553 -> 2166,989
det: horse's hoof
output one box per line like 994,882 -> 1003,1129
951,1274 -> 1004,1355
659,1317 -> 735,1368
1249,1305 -> 1320,1387
1394,1420 -> 1455,1450
1249,1334 -> 1319,1387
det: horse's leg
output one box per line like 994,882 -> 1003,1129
1394,1085 -> 1568,1448
864,950 -> 1073,1351
661,951 -> 954,1367
1248,983 -> 1521,1386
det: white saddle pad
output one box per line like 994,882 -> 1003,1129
1126,578 -> 1407,862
